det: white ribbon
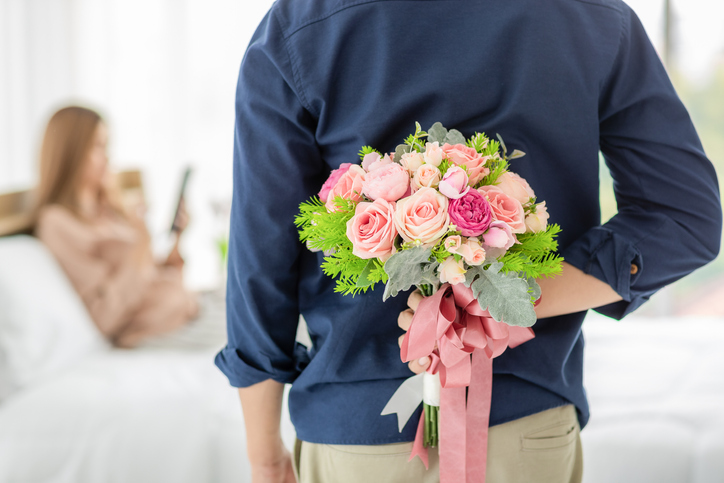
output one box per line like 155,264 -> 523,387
381,372 -> 441,433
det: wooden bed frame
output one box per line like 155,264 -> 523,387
0,170 -> 143,237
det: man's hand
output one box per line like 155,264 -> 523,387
250,446 -> 296,483
397,290 -> 431,375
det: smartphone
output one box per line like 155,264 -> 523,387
170,167 -> 192,233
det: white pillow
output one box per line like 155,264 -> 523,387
0,235 -> 109,401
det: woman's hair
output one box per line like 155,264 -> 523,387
32,106 -> 125,225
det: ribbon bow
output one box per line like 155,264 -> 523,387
388,283 -> 535,483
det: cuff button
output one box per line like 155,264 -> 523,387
630,264 -> 639,275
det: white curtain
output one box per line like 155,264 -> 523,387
0,0 -> 274,288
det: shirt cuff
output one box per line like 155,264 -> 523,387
561,227 -> 643,320
214,342 -> 310,388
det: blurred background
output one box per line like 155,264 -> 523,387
2,0 -> 722,310
1,1 -> 724,482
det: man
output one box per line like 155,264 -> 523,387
215,1 -> 722,481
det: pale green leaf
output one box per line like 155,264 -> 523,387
383,247 -> 439,301
464,263 -> 537,327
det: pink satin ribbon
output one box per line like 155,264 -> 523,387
401,283 -> 535,483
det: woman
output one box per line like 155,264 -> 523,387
33,106 -> 198,348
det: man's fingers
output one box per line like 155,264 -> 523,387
407,290 -> 423,312
398,309 -> 414,331
398,334 -> 405,348
408,356 -> 430,375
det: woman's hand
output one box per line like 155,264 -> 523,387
163,236 -> 185,269
397,290 -> 431,375
250,447 -> 296,483
171,197 -> 190,235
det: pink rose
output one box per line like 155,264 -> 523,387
478,185 -> 526,233
423,142 -> 444,167
318,163 -> 352,202
442,143 -> 490,185
525,201 -> 550,233
496,172 -> 535,204
438,166 -> 470,199
394,187 -> 450,246
438,257 -> 466,285
455,238 -> 486,266
325,165 -> 366,212
400,152 -> 425,175
444,235 -> 462,253
412,164 -> 441,191
346,199 -> 398,261
482,220 -> 516,260
362,162 -> 409,202
448,189 -> 493,237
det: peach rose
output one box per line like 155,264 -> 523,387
496,172 -> 535,204
346,199 -> 398,261
423,142 -> 444,167
400,152 -> 425,175
444,235 -> 462,253
412,164 -> 441,191
362,162 -> 409,202
455,238 -> 486,266
326,165 -> 366,212
478,185 -> 526,233
439,257 -> 466,285
442,143 -> 490,185
525,201 -> 550,233
394,187 -> 450,246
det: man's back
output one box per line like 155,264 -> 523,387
217,0 -> 720,446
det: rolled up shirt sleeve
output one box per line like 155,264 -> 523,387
215,10 -> 324,387
562,4 -> 722,319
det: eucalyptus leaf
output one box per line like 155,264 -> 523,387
496,133 -> 508,155
383,247 -> 439,301
509,149 -> 526,159
464,263 -> 537,327
427,122 -> 448,145
394,144 -> 412,163
443,129 -> 466,146
356,259 -> 378,288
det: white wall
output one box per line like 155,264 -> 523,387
0,0 -> 275,289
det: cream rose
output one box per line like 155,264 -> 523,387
400,152 -> 425,175
525,201 -> 550,233
394,187 -> 450,246
439,257 -> 466,285
423,142 -> 444,166
412,164 -> 441,191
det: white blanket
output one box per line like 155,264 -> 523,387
1,310 -> 722,482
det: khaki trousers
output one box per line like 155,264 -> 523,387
293,404 -> 582,483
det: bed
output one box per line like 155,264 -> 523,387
1,177 -> 723,482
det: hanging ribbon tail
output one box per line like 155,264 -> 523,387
409,407 -> 429,469
381,373 -> 425,433
439,385 -> 467,483
466,349 -> 493,483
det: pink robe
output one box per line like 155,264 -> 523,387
36,205 -> 197,347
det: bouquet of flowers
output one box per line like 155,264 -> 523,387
295,122 -> 562,482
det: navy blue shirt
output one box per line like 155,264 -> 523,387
215,0 -> 721,444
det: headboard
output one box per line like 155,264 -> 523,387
0,170 -> 144,237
